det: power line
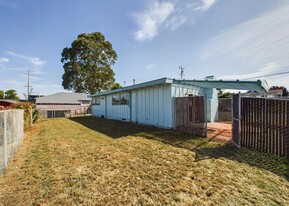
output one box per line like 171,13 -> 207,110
242,71 -> 289,80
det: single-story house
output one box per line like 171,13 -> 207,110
90,77 -> 267,129
36,92 -> 91,118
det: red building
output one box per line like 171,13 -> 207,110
0,99 -> 17,109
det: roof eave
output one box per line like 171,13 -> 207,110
173,79 -> 268,93
89,77 -> 173,97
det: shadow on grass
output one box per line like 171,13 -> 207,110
70,116 -> 164,138
70,116 -> 289,180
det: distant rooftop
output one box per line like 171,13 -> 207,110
36,92 -> 90,104
0,99 -> 18,104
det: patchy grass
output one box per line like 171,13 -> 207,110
0,117 -> 288,205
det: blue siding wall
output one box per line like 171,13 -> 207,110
91,82 -> 219,127
131,84 -> 172,128
171,84 -> 205,97
106,95 -> 130,121
205,88 -> 218,122
91,97 -> 105,117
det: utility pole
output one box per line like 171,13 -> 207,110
133,79 -> 135,85
179,65 -> 185,80
25,69 -> 32,101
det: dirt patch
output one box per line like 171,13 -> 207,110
207,122 -> 232,141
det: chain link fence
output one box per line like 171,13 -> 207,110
0,110 -> 24,173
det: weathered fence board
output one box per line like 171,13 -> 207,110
0,109 -> 24,173
174,96 -> 206,137
240,97 -> 289,158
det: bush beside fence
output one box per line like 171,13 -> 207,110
0,110 -> 24,173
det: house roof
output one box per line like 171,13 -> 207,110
174,79 -> 268,93
0,99 -> 18,104
36,92 -> 90,104
89,77 -> 268,97
89,77 -> 173,97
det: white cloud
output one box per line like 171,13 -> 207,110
3,79 -> 22,85
32,84 -> 65,96
1,67 -> 26,71
219,65 -> 289,89
199,0 -> 217,11
30,58 -> 46,67
0,57 -> 9,63
220,63 -> 280,80
201,4 -> 289,63
3,51 -> 47,96
133,1 -> 174,41
165,14 -> 187,31
199,3 -> 289,89
132,0 -> 217,41
7,51 -> 46,67
19,74 -> 42,81
145,63 -> 157,70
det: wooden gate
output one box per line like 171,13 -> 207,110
174,96 -> 206,137
232,95 -> 289,158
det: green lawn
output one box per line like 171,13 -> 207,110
0,117 -> 288,205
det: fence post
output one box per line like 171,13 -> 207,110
264,99 -> 267,153
3,110 -> 7,167
204,95 -> 208,137
238,94 -> 241,147
30,107 -> 33,126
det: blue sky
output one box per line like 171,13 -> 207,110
1,0 -> 289,98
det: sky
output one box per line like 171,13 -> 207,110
1,0 -> 289,98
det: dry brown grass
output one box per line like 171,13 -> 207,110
0,117 -> 288,205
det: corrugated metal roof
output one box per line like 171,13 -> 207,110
89,77 -> 268,97
36,92 -> 90,104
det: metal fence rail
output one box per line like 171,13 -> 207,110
0,109 -> 24,173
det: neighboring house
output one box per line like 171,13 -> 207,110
36,92 -> 91,118
0,99 -> 18,108
90,77 -> 267,129
266,89 -> 283,97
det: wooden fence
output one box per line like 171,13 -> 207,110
240,97 -> 289,157
174,96 -> 206,137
